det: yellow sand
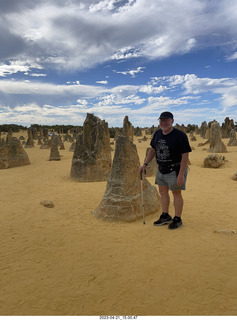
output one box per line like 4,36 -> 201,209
0,131 -> 237,316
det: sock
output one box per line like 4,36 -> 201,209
174,216 -> 181,221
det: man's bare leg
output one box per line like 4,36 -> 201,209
158,185 -> 170,213
172,190 -> 183,218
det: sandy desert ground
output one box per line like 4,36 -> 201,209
0,130 -> 237,316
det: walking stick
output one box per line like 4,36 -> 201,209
140,170 -> 146,225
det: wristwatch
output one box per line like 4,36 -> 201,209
144,163 -> 148,166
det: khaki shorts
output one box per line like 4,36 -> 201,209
155,167 -> 188,191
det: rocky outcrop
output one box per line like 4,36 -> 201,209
227,129 -> 237,146
53,135 -> 63,148
134,127 -> 143,136
69,142 -> 76,152
49,136 -> 61,161
40,139 -> 52,149
203,153 -> 227,168
144,148 -> 158,177
231,172 -> 237,181
145,125 -> 156,136
208,121 -> 227,153
92,135 -> 160,222
31,127 -> 38,140
204,128 -> 210,140
123,116 -> 134,141
0,137 -> 30,169
189,131 -> 197,141
198,139 -> 210,147
222,117 -> 234,138
6,130 -> 13,144
42,128 -> 49,139
138,136 -> 148,143
25,128 -> 34,148
70,113 -> 112,181
40,200 -> 55,208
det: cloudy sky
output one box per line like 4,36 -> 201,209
1,0 -> 237,128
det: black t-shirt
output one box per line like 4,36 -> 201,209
150,128 -> 192,166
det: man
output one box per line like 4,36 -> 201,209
139,111 -> 192,229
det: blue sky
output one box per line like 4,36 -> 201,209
1,0 -> 237,128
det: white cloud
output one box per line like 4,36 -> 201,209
226,52 -> 237,61
96,80 -> 108,84
14,103 -> 41,113
89,0 -> 118,13
1,1 -> 237,127
67,81 -> 80,85
139,85 -> 167,94
76,99 -> 88,105
97,93 -> 145,107
115,67 -> 145,78
182,75 -> 236,95
111,46 -> 141,60
147,96 -> 187,108
0,79 -> 105,97
29,73 -> 47,77
3,0 -> 237,71
0,60 -> 44,77
1,72 -> 237,127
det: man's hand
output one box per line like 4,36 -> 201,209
139,164 -> 147,174
177,173 -> 184,186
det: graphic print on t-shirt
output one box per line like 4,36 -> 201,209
156,139 -> 170,162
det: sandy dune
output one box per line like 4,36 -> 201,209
0,131 -> 237,316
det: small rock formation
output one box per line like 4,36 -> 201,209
134,127 -> 143,136
200,121 -> 208,138
214,229 -> 237,235
70,113 -> 112,181
64,133 -> 74,142
39,128 -> 44,139
69,142 -> 76,152
198,139 -> 210,147
42,128 -> 49,139
123,116 -> 134,141
92,135 -> 160,222
231,172 -> 237,181
145,125 -> 156,136
189,131 -> 197,141
31,127 -> 38,140
25,128 -> 34,148
6,129 -> 13,144
144,147 -> 158,177
40,139 -> 52,149
175,124 -> 186,133
204,127 -> 210,139
203,153 -> 227,168
49,136 -> 61,161
59,142 -> 65,150
221,117 -> 235,138
138,136 -> 148,142
0,137 -> 30,169
55,135 -> 65,150
40,200 -> 54,208
227,129 -> 237,146
208,121 -> 227,153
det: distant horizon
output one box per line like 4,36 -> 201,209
1,114 -> 236,131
